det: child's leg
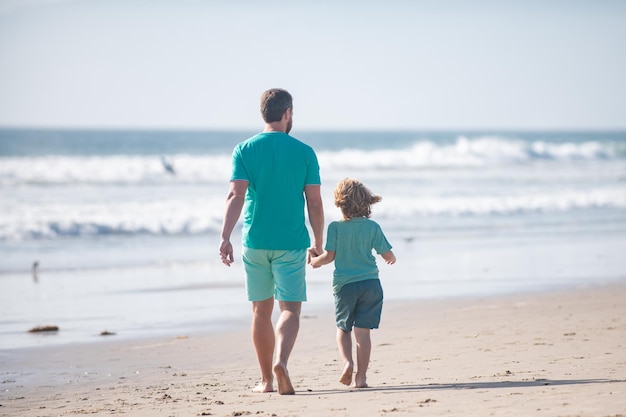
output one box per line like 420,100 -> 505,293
336,327 -> 354,386
353,327 -> 371,388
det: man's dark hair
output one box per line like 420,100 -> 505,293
260,88 -> 293,123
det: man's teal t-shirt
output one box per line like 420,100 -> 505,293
231,132 -> 321,250
325,217 -> 392,294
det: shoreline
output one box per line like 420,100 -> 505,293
3,229 -> 624,352
1,281 -> 625,416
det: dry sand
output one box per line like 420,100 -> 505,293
1,282 -> 625,417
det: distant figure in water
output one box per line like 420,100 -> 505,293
161,155 -> 176,175
32,261 -> 39,283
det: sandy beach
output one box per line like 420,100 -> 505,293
1,282 -> 625,417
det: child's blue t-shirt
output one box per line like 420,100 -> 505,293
325,217 -> 392,294
231,131 -> 321,250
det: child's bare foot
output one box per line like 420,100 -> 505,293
252,381 -> 274,393
273,363 -> 295,395
339,363 -> 353,386
354,372 -> 368,388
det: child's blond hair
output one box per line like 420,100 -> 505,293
334,178 -> 382,219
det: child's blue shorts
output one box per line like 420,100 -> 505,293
334,279 -> 383,332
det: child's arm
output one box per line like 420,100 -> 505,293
380,250 -> 396,265
309,250 -> 335,268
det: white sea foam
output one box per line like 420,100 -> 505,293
1,135 -> 624,241
320,136 -> 622,170
0,198 -> 225,241
1,187 -> 624,241
0,154 -> 232,186
377,188 -> 626,218
0,137 -> 622,186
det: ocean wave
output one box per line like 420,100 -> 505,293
1,189 -> 625,241
0,137 -> 623,186
378,188 -> 626,217
0,199 -> 224,241
319,136 -> 624,170
0,154 -> 232,186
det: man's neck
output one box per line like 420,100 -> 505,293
263,122 -> 286,133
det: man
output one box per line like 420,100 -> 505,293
219,88 -> 324,395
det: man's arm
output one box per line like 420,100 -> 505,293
304,184 -> 324,257
219,180 -> 248,266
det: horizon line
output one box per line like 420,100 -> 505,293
1,125 -> 626,134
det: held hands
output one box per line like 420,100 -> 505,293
307,247 -> 323,268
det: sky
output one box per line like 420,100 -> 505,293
0,0 -> 625,131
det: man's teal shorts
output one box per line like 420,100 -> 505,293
334,279 -> 383,332
242,248 -> 307,302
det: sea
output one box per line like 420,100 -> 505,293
1,128 -> 625,350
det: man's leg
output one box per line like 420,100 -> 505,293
336,327 -> 354,385
353,327 -> 371,388
251,297 -> 275,392
273,301 -> 301,395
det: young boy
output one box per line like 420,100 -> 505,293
309,178 -> 396,388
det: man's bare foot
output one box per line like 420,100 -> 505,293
273,363 -> 295,395
252,381 -> 274,393
354,372 -> 368,388
339,363 -> 353,386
